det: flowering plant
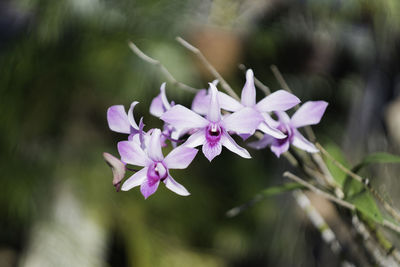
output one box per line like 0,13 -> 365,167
104,38 -> 400,266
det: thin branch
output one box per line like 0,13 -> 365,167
292,190 -> 355,266
176,37 -> 240,100
316,142 -> 400,223
238,64 -> 271,95
128,41 -> 199,93
283,172 -> 356,211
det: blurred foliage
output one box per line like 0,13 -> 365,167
1,0 -> 400,266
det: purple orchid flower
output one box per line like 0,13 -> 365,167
249,101 -> 328,157
107,101 -> 144,140
219,69 -> 301,138
161,83 -> 264,161
190,70 -> 300,139
149,83 -> 187,147
118,128 -> 198,199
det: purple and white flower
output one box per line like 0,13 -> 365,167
161,83 -> 264,161
191,70 -> 300,139
249,101 -> 328,157
118,128 -> 198,199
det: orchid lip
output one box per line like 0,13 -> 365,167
147,161 -> 168,185
206,122 -> 222,144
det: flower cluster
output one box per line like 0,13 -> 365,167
105,69 -> 328,199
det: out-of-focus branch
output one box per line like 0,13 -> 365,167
292,190 -> 356,266
176,37 -> 240,100
128,41 -> 199,93
284,172 -> 355,210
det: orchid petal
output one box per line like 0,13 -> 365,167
221,133 -> 251,158
121,167 -> 148,191
107,105 -> 131,134
291,101 -> 328,128
148,129 -> 164,161
140,180 -> 160,199
258,122 -> 286,139
275,111 -> 291,124
202,141 -> 222,161
262,113 -> 280,128
150,93 -> 164,117
292,130 -> 319,153
222,107 -> 263,134
161,105 -> 208,129
118,140 -> 150,167
127,101 -> 140,130
183,130 -> 206,148
191,89 -> 209,115
241,69 -> 256,107
256,90 -> 300,112
164,176 -> 190,196
207,83 -> 221,122
159,83 -> 171,110
218,91 -> 243,112
164,146 -> 198,169
270,140 -> 290,158
247,135 -> 274,150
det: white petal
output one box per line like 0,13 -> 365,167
150,94 -> 164,117
218,91 -> 243,112
182,130 -> 206,148
292,130 -> 319,153
258,122 -> 286,139
128,101 -> 140,130
207,83 -> 221,122
164,176 -> 190,196
121,167 -> 148,191
256,90 -> 300,112
221,133 -> 251,159
107,105 -> 131,134
148,129 -> 164,161
191,89 -> 209,115
164,146 -> 198,169
202,141 -> 222,161
118,141 -> 150,167
241,69 -> 256,107
161,105 -> 209,129
291,101 -> 328,128
222,107 -> 263,134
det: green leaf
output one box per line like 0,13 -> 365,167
348,191 -> 383,224
343,178 -> 364,197
323,142 -> 350,188
353,152 -> 400,173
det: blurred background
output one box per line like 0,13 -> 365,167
1,0 -> 400,266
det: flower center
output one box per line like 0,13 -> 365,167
277,124 -> 293,145
206,123 -> 222,144
147,162 -> 168,185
